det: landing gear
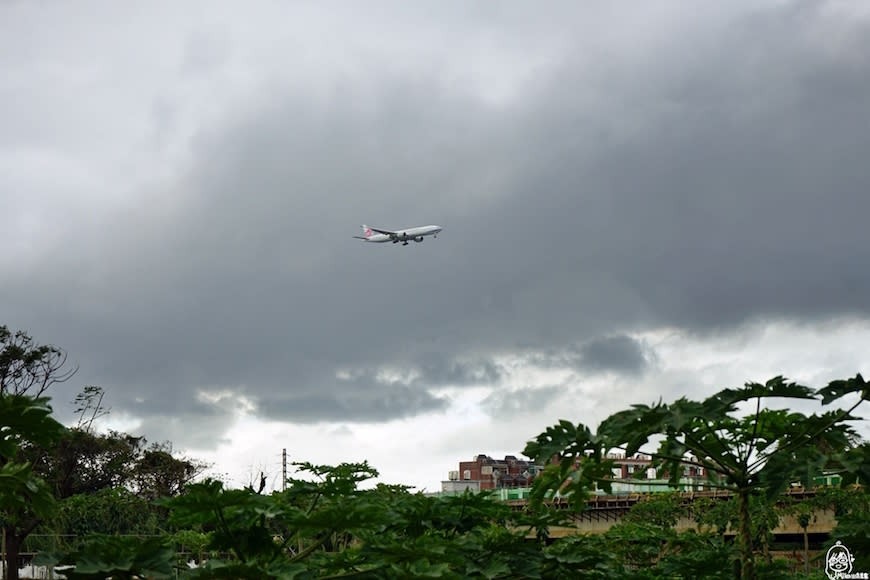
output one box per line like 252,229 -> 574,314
402,242 -> 409,246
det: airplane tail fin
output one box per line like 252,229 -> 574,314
361,224 -> 374,238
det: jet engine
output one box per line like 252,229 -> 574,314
414,236 -> 424,242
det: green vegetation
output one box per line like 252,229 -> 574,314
0,327 -> 202,580
524,375 -> 869,579
1,325 -> 869,579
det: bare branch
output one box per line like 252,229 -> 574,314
0,325 -> 78,397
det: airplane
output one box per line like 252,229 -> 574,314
354,224 -> 443,246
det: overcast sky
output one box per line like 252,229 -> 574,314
2,0 -> 869,491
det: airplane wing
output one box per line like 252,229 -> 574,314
352,236 -> 367,239
368,226 -> 399,236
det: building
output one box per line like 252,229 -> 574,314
441,452 -> 714,495
442,454 -> 543,492
606,453 -> 710,482
600,453 -> 713,493
440,479 -> 481,493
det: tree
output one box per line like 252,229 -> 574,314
32,428 -> 143,499
0,395 -> 66,580
131,443 -> 207,501
28,423 -> 207,502
0,325 -> 76,397
4,403 -> 146,579
72,385 -> 110,433
524,375 -> 869,580
0,325 -> 76,579
0,326 -> 207,577
55,487 -> 166,539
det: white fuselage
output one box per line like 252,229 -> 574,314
361,225 -> 443,244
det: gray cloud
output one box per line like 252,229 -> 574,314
254,380 -> 449,424
3,2 -> 870,448
576,336 -> 653,375
137,409 -> 235,451
411,353 -> 505,387
482,385 -> 562,418
526,335 -> 654,375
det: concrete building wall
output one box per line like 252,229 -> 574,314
441,479 -> 481,493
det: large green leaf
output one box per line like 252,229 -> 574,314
0,461 -> 55,518
36,535 -> 175,579
0,395 -> 66,459
598,403 -> 669,455
713,376 -> 816,407
818,374 -> 870,405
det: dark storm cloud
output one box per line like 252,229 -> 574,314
544,336 -> 654,374
246,355 -> 495,423
4,2 -> 870,446
575,336 -> 652,374
412,352 -> 504,387
242,366 -> 449,423
526,335 -> 654,375
254,377 -> 449,423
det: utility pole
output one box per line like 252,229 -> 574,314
282,448 -> 287,492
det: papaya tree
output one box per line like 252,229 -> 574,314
524,375 -> 869,580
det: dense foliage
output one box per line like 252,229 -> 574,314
0,326 -> 203,580
523,375 -> 869,579
30,459 -> 870,580
1,327 -> 869,579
